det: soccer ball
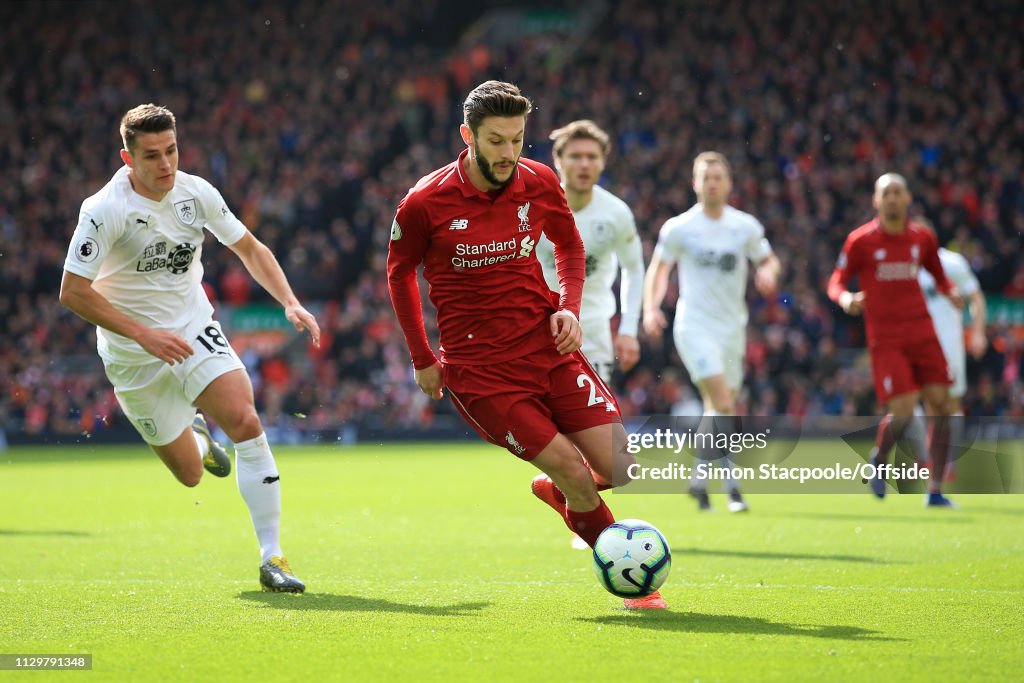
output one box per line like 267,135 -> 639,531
592,519 -> 671,597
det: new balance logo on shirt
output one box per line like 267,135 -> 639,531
450,219 -> 469,230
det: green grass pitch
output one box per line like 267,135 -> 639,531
2,441 -> 1022,682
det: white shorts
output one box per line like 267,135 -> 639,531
674,326 -> 745,390
103,320 -> 245,446
580,316 -> 614,383
935,329 -> 967,398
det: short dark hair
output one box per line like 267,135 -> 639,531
463,81 -> 532,134
120,104 -> 176,153
549,119 -> 611,158
693,151 -> 731,179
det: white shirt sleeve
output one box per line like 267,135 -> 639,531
535,234 -> 560,293
744,216 -> 772,264
945,252 -> 980,296
63,205 -> 121,280
195,177 -> 247,246
614,209 -> 645,337
653,220 -> 682,263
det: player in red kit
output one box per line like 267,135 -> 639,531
828,173 -> 963,507
387,81 -> 666,608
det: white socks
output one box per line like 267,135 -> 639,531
949,412 -> 965,470
234,432 -> 283,563
192,431 -> 211,460
691,410 -> 741,493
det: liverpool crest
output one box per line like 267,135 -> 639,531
517,202 -> 531,232
505,431 -> 526,455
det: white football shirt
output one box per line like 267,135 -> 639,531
537,184 -> 644,346
63,167 -> 248,364
919,247 -> 979,359
654,204 -> 772,337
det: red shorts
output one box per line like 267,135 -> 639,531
444,345 -> 621,460
870,335 -> 952,404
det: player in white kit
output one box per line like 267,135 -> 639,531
643,152 -> 779,512
919,247 -> 987,411
869,240 -> 987,486
536,120 -> 645,383
60,104 -> 319,592
535,120 -> 645,549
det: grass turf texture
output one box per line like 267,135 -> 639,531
1,441 -> 1022,682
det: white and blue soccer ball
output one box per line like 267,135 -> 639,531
592,519 -> 671,597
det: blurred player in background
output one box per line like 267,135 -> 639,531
60,104 -> 319,592
869,217 -> 987,482
387,81 -> 665,608
536,119 -> 644,549
536,120 -> 645,384
643,152 -> 779,513
827,173 -> 962,507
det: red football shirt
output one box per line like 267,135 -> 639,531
387,150 -> 584,368
827,218 -> 953,348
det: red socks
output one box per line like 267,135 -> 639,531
532,475 -> 615,547
565,499 -> 614,548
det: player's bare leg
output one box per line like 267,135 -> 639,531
195,369 -> 263,442
532,430 -> 643,602
151,429 -> 207,487
921,383 -> 956,508
536,421 -> 630,544
550,425 -> 667,609
149,412 -> 231,486
530,435 -> 599,512
560,423 -> 632,550
565,422 -> 633,488
195,369 -> 304,592
690,376 -> 746,512
869,412 -> 928,473
944,395 -> 965,483
868,391 -> 920,498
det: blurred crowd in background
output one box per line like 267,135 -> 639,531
3,0 -> 1023,442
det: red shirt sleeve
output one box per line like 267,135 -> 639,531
539,172 -> 584,317
827,233 -> 858,304
920,229 -> 953,296
386,196 -> 438,370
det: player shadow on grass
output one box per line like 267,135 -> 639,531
672,547 -> 899,564
764,512 -> 973,524
952,505 -> 1024,517
580,612 -> 900,641
238,592 -> 490,617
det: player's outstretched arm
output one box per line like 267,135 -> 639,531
838,291 -> 865,315
59,270 -> 194,364
642,254 -> 672,337
615,222 -> 645,371
613,334 -> 640,372
228,232 -> 321,347
386,209 -> 439,370
968,290 -> 988,358
754,254 -> 781,296
826,243 -> 864,315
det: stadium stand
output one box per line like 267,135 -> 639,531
2,0 -> 1022,443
